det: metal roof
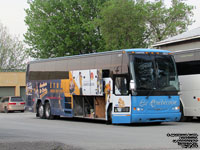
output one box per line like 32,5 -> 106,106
152,27 -> 200,47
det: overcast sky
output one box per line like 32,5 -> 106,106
0,0 -> 199,41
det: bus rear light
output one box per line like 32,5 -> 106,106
133,107 -> 136,111
8,103 -> 16,105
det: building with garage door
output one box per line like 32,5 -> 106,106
0,72 -> 26,100
152,27 -> 200,52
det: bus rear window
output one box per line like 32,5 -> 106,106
176,60 -> 200,75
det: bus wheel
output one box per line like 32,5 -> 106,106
45,102 -> 54,120
38,103 -> 45,119
180,102 -> 189,122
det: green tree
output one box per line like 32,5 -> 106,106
24,0 -> 106,58
25,0 -> 194,57
99,0 -> 194,49
0,22 -> 27,70
143,0 -> 194,45
99,0 -> 147,50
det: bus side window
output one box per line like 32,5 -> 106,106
102,70 -> 110,78
114,76 -> 128,95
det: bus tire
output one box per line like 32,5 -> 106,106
36,102 -> 40,117
45,102 -> 54,120
38,103 -> 45,119
180,102 -> 190,122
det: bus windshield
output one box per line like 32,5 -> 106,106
130,54 -> 179,95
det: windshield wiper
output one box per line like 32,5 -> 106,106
146,87 -> 156,99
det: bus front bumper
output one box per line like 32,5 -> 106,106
112,112 -> 181,124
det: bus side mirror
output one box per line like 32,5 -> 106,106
129,80 -> 136,91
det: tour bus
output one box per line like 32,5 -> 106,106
26,49 -> 181,124
174,49 -> 200,121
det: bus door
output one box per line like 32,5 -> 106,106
112,75 -> 131,123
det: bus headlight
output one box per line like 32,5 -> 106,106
137,108 -> 141,111
114,107 -> 130,112
172,106 -> 180,110
133,107 -> 144,111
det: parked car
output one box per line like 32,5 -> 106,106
0,96 -> 25,113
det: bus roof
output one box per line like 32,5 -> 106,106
125,48 -> 171,53
27,48 -> 172,80
173,48 -> 200,63
29,48 -> 171,64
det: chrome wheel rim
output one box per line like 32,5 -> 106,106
46,105 -> 50,118
39,105 -> 44,117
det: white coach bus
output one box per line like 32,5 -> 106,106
174,49 -> 200,121
26,49 -> 181,124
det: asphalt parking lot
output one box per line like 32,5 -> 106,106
0,112 -> 199,150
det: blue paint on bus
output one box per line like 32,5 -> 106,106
112,96 -> 181,124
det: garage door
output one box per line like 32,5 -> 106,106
0,87 -> 15,98
20,87 -> 26,101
